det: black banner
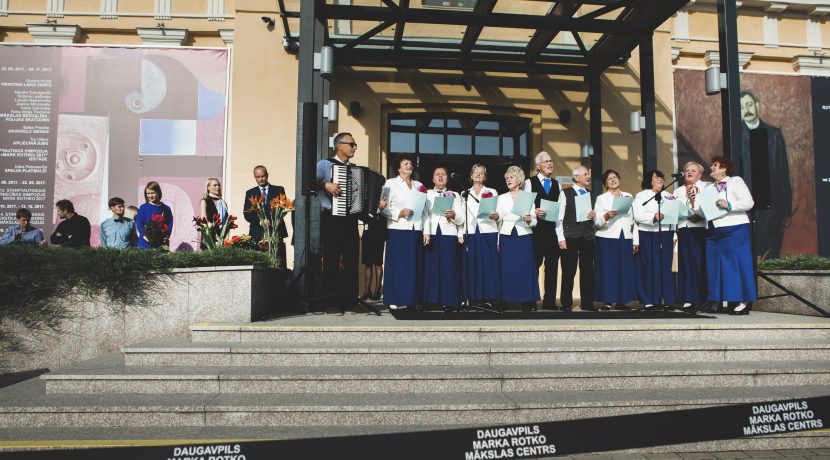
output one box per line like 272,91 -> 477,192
3,396 -> 828,460
813,76 -> 830,257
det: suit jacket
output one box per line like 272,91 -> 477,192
496,192 -> 537,240
381,176 -> 428,231
244,184 -> 288,242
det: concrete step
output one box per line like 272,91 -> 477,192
1,380 -> 827,429
122,338 -> 830,367
190,322 -> 830,344
42,359 -> 830,394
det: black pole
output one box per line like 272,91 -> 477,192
588,74 -> 603,197
716,0 -> 744,180
639,33 -> 657,177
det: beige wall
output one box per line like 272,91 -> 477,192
1,0 -> 826,274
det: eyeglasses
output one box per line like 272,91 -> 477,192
339,142 -> 357,148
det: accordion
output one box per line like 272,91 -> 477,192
331,163 -> 385,220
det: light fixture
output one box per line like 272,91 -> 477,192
580,141 -> 594,158
704,65 -> 728,95
323,99 -> 338,122
314,46 -> 334,78
629,111 -> 646,133
261,16 -> 275,28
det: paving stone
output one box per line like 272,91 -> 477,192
746,451 -> 784,458
679,453 -> 717,459
778,450 -> 820,457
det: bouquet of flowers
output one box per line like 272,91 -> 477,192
144,214 -> 170,251
246,193 -> 295,268
193,214 -> 238,251
224,234 -> 266,251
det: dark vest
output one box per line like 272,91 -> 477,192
529,176 -> 560,236
204,197 -> 219,221
562,186 -> 595,241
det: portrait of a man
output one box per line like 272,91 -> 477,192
739,91 -> 793,259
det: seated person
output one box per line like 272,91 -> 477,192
100,197 -> 137,249
0,208 -> 45,245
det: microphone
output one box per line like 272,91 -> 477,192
671,171 -> 684,180
450,172 -> 462,180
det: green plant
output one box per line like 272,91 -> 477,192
0,246 -> 271,364
758,254 -> 830,271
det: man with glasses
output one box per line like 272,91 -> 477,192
523,151 -> 562,310
316,132 -> 360,310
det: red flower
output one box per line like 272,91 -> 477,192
417,185 -> 427,193
481,191 -> 493,198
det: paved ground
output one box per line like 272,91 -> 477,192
564,450 -> 830,459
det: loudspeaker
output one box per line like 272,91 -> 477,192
558,109 -> 571,125
749,128 -> 771,210
298,102 -> 318,195
349,100 -> 362,117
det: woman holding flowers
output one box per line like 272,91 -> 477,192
463,163 -> 501,306
199,178 -> 229,249
381,153 -> 428,310
136,181 -> 173,251
423,166 -> 465,312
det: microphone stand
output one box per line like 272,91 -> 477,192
642,173 -> 682,311
459,178 -> 501,315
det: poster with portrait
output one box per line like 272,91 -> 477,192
0,45 -> 228,251
674,69 -> 821,259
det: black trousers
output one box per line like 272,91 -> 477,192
560,237 -> 595,309
533,234 -> 561,308
321,212 -> 359,306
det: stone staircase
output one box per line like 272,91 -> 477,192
1,319 -> 829,452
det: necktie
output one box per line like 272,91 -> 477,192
260,186 -> 267,197
578,188 -> 587,196
543,178 -> 551,194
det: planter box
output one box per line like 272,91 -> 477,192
2,266 -> 285,373
755,270 -> 830,317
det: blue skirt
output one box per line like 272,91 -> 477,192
423,227 -> 462,308
677,227 -> 707,303
594,231 -> 636,304
463,226 -> 502,301
706,223 -> 757,302
499,229 -> 540,302
634,231 -> 676,305
383,229 -> 423,306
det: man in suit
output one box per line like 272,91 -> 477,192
523,151 -> 561,310
556,166 -> 596,312
315,132 -> 360,309
739,91 -> 792,260
243,165 -> 288,244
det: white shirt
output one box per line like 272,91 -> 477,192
424,189 -> 464,237
705,176 -> 754,228
381,176 -> 428,231
522,173 -> 561,195
496,191 -> 537,241
464,186 -> 500,234
633,189 -> 676,233
673,180 -> 710,229
593,190 -> 638,244
555,184 -> 590,243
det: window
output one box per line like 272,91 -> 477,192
387,113 -> 531,191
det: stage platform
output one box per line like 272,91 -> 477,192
0,311 -> 827,455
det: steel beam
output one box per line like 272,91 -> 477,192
639,33 -> 657,177
588,74 -> 604,197
717,0 -> 745,181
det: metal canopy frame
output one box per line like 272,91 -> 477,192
280,0 -> 688,76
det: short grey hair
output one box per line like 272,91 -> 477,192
572,166 -> 587,177
534,151 -> 552,165
505,165 -> 526,183
682,161 -> 704,174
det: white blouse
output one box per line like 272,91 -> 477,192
381,176 -> 428,231
464,186 -> 500,234
593,190 -> 638,244
424,189 -> 464,237
705,176 -> 754,228
673,180 -> 710,229
633,189 -> 676,233
496,191 -> 537,238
